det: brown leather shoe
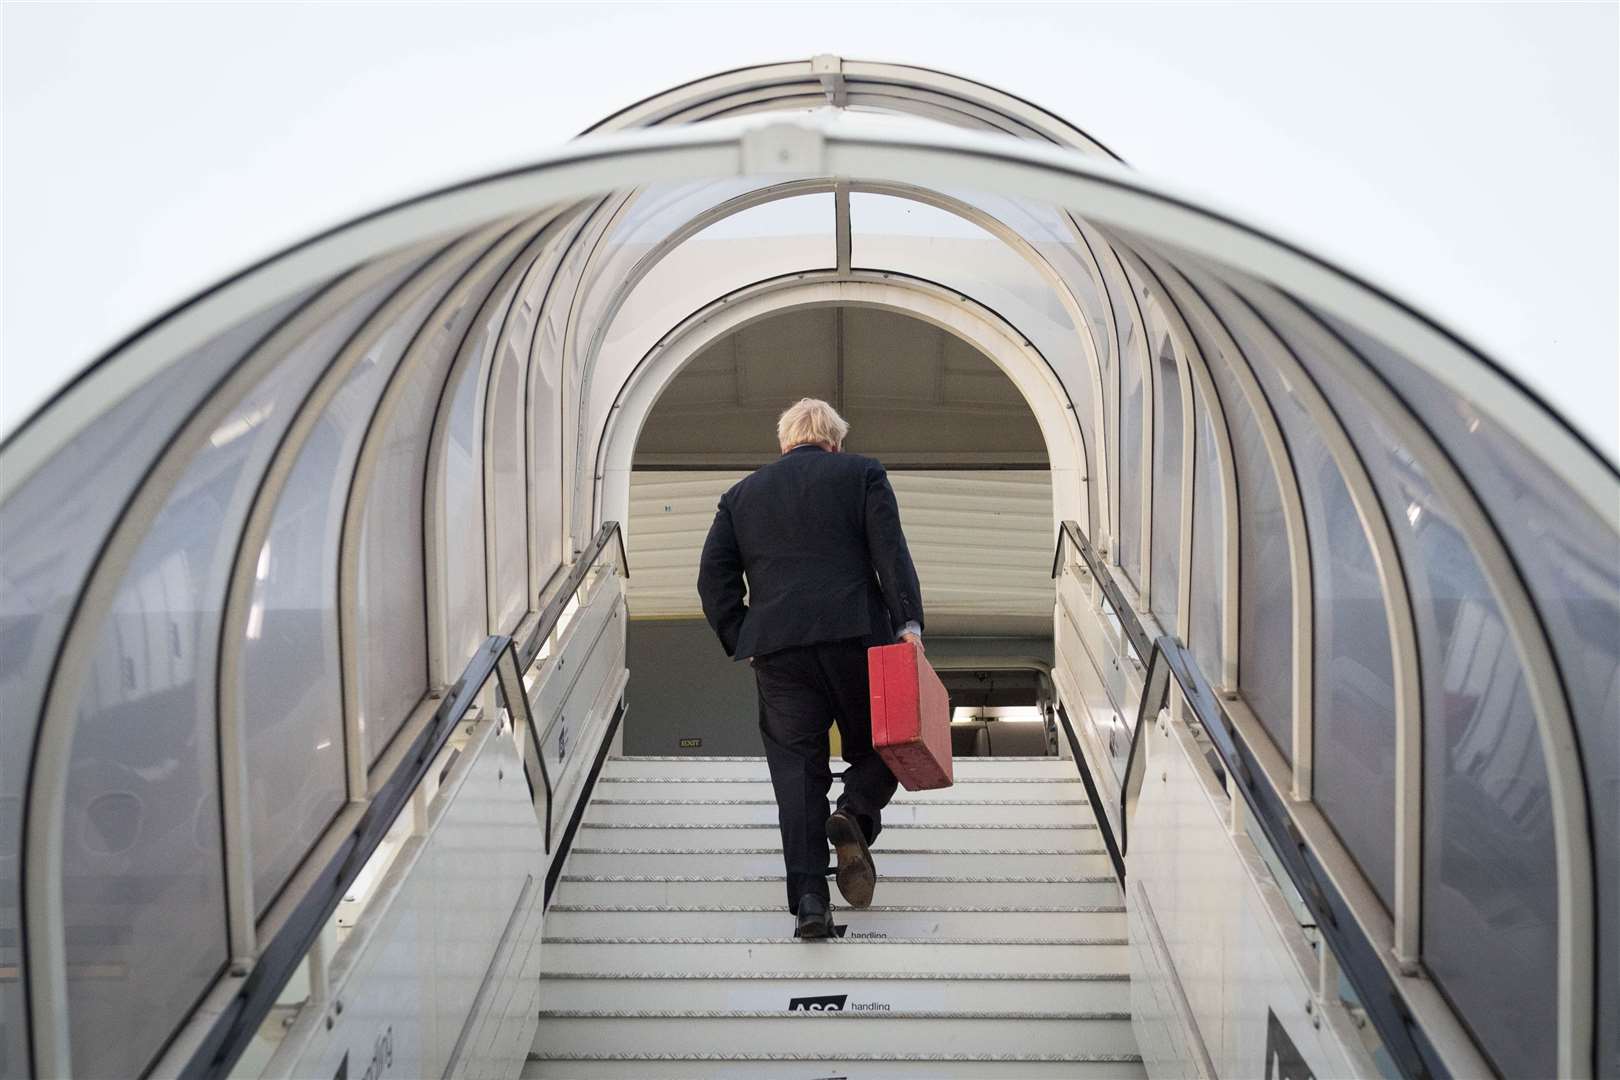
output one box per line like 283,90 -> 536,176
826,809 -> 877,908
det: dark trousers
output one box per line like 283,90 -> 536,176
753,638 -> 899,912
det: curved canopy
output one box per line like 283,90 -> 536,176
1,58 -> 1615,1080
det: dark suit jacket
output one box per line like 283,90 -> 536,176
697,445 -> 925,660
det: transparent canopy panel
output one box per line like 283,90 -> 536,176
432,232 -> 545,678
296,233 -> 490,773
1170,260 -> 1296,759
1098,239 -> 1148,590
1203,271 -> 1399,911
0,286 -> 317,1079
1147,306 -> 1184,633
69,256 -> 423,1077
1317,311 -> 1620,1076
935,188 -> 1118,406
1274,299 -> 1558,1080
848,192 -> 1100,535
234,261 -> 433,921
578,192 -> 838,533
567,178 -> 802,376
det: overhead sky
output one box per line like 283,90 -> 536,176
3,2 -> 1615,459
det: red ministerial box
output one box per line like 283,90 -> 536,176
868,639 -> 954,791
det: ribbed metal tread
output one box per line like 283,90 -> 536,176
569,846 -> 1104,855
613,755 -> 1064,762
544,936 -> 1129,946
549,904 -> 1123,913
596,776 -> 1079,783
589,797 -> 1091,805
538,1008 -> 1131,1020
559,873 -> 1117,883
538,970 -> 1130,981
579,821 -> 1095,829
527,1051 -> 1143,1063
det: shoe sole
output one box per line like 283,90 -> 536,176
827,812 -> 877,908
795,916 -> 834,940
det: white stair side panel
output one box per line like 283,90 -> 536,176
531,1012 -> 1139,1057
551,875 -> 1122,908
539,939 -> 1128,977
538,974 -> 1133,1013
574,823 -> 1097,850
544,905 -> 1124,939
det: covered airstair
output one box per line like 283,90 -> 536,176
3,56 -> 1616,1080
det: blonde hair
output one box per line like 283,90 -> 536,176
777,397 -> 850,451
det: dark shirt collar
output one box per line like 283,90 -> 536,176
784,444 -> 830,456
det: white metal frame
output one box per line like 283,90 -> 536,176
592,272 -> 1089,542
564,176 -> 1115,558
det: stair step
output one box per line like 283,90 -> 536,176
545,904 -> 1124,939
539,938 -> 1128,977
537,972 -> 1131,1013
532,757 -> 1139,1077
564,848 -> 1112,877
591,777 -> 1084,801
585,798 -> 1095,826
574,823 -> 1097,851
523,1053 -> 1146,1079
529,1011 -> 1138,1057
552,875 -> 1121,907
603,756 -> 1078,779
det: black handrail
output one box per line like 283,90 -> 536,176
1052,520 -> 1152,662
496,644 -> 552,852
184,633 -> 512,1080
1053,521 -> 1452,1079
517,521 -> 629,672
1053,703 -> 1126,884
